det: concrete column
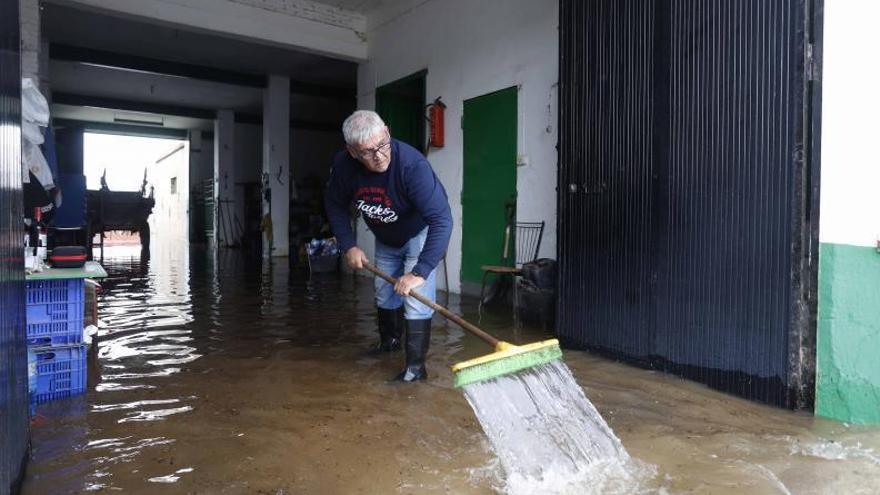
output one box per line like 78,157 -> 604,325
188,130 -> 202,197
19,0 -> 40,82
214,110 -> 236,247
187,130 -> 201,243
39,36 -> 50,95
262,75 -> 290,257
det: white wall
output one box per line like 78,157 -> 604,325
148,142 -> 189,243
356,0 -> 559,293
820,0 -> 880,248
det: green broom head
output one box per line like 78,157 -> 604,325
452,339 -> 562,388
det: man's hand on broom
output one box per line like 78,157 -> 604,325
394,273 -> 424,296
345,246 -> 369,270
353,254 -> 424,295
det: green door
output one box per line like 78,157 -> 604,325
376,71 -> 426,151
461,87 -> 517,285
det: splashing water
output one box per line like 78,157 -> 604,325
462,360 -> 655,494
791,439 -> 880,466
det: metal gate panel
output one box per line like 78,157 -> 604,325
558,0 -> 657,359
0,0 -> 29,491
558,0 -> 812,408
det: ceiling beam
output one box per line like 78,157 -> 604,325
47,0 -> 367,61
51,43 -> 265,88
234,113 -> 339,133
53,118 -> 189,140
50,43 -> 356,101
53,91 -> 217,120
52,92 -> 342,132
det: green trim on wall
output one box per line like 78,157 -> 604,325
816,243 -> 880,424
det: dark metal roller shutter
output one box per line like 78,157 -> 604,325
558,0 -> 817,409
1,0 -> 29,490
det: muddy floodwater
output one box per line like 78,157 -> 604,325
21,244 -> 880,494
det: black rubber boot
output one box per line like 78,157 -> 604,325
375,307 -> 402,352
394,318 -> 431,382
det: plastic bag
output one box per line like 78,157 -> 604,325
516,278 -> 557,327
22,121 -> 43,145
306,238 -> 339,257
23,141 -> 54,188
83,325 -> 98,346
22,78 -> 49,126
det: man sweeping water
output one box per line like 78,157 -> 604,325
325,110 -> 453,382
327,114 -> 638,491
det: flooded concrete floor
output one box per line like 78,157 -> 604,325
21,245 -> 880,494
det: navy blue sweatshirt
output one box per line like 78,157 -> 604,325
324,139 -> 453,277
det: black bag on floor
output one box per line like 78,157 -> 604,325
521,258 -> 557,291
516,279 -> 557,327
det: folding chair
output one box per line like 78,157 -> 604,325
478,221 -> 545,313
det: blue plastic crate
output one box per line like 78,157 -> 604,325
29,344 -> 88,404
26,279 -> 84,346
26,279 -> 84,305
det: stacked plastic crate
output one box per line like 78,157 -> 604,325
26,279 -> 88,406
306,238 -> 340,273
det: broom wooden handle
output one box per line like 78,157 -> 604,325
363,262 -> 500,348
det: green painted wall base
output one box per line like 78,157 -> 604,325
816,243 -> 880,424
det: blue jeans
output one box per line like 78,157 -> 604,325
374,228 -> 436,320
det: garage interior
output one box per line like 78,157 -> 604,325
45,3 -> 357,256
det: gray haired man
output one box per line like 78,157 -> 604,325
325,110 -> 453,382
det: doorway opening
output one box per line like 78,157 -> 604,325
461,86 -> 518,295
83,132 -> 188,254
376,70 -> 427,151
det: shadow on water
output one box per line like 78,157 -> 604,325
20,243 -> 880,494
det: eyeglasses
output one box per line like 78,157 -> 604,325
353,139 -> 391,160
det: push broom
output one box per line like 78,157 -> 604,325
365,263 -> 631,487
364,263 -> 562,387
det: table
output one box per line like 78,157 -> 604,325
26,261 -> 108,281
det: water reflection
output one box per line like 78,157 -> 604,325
148,467 -> 194,484
23,243 -> 381,493
26,244 -> 201,492
20,243 -> 880,495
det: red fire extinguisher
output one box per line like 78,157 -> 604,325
427,97 -> 446,149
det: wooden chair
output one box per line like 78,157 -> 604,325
478,221 -> 545,312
